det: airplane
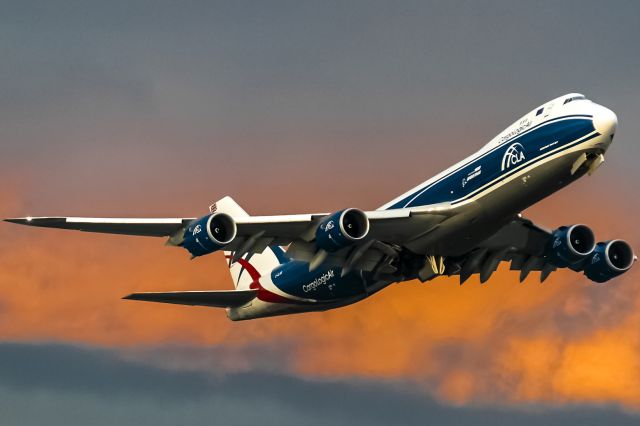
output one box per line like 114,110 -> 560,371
5,93 -> 636,321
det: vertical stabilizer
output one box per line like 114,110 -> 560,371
226,247 -> 288,290
210,196 -> 250,218
211,196 -> 288,289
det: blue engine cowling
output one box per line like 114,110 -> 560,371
545,224 -> 596,269
182,213 -> 237,257
315,208 -> 370,252
584,240 -> 635,283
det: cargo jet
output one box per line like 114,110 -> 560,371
6,93 -> 636,320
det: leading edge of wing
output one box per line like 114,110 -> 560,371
123,289 -> 258,308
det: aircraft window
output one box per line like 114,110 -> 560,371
564,95 -> 586,105
536,108 -> 544,116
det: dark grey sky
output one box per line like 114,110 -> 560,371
1,0 -> 639,214
1,343 -> 639,426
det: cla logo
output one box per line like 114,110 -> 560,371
501,143 -> 526,171
192,224 -> 202,236
323,220 -> 335,232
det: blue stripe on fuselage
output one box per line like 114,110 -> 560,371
452,131 -> 599,205
386,116 -> 596,209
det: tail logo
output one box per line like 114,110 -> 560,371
501,143 -> 526,171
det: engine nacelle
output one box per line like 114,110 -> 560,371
584,240 -> 635,283
182,213 -> 236,257
315,208 -> 370,252
545,224 -> 596,268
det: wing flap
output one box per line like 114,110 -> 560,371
447,216 -> 556,284
123,289 -> 257,308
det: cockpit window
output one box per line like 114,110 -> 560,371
536,107 -> 544,116
564,95 -> 586,105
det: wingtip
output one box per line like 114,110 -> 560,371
122,293 -> 154,301
4,217 -> 65,227
4,218 -> 28,224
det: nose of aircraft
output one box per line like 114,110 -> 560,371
592,105 -> 618,138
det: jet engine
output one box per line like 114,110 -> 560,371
545,224 -> 596,268
182,213 -> 237,257
315,208 -> 370,252
584,240 -> 635,283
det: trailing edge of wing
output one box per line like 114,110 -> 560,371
123,289 -> 257,308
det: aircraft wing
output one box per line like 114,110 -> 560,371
6,204 -> 628,283
230,206 -> 450,247
4,198 -> 453,275
4,207 -> 448,244
446,216 -> 558,283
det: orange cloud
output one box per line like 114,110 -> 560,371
1,184 -> 639,410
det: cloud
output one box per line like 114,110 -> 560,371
2,342 -> 640,426
2,184 -> 640,411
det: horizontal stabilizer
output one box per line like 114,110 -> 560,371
123,289 -> 257,308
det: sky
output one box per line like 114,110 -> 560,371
1,0 -> 640,424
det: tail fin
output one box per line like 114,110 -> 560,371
210,195 -> 250,218
225,247 -> 288,290
212,196 -> 289,290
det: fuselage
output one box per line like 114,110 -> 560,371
228,94 -> 618,320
